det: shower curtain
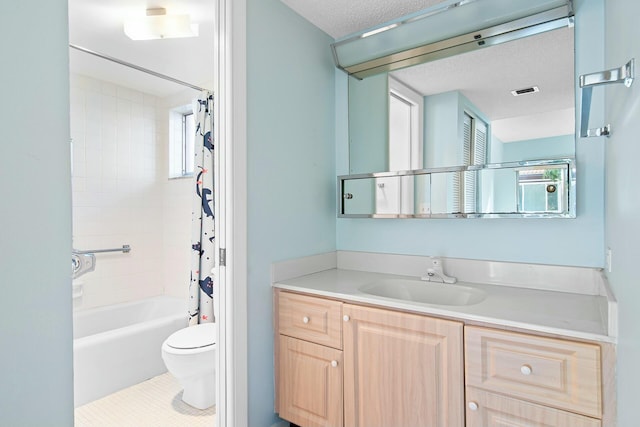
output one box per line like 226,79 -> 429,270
189,91 -> 215,325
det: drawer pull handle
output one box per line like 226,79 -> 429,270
343,315 -> 350,322
520,364 -> 533,375
468,401 -> 479,411
331,360 -> 338,368
302,316 -> 310,324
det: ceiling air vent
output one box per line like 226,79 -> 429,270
511,86 -> 540,96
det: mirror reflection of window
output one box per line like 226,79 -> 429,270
517,167 -> 565,213
388,77 -> 423,170
389,94 -> 412,170
453,112 -> 488,213
378,78 -> 424,215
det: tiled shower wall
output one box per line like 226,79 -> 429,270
70,74 -> 192,310
159,89 -> 196,301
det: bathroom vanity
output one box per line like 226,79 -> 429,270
273,0 -> 623,424
275,290 -> 464,427
272,253 -> 616,427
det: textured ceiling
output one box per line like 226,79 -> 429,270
281,0 -> 447,39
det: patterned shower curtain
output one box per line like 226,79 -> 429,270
189,91 -> 215,325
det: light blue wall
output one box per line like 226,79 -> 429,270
348,74 -> 388,173
604,0 -> 640,424
424,91 -> 460,167
246,0 -> 336,424
501,134 -> 575,162
336,0 -> 605,268
424,90 -> 489,168
0,2 -> 74,425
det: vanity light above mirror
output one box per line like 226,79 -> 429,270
331,0 -> 574,79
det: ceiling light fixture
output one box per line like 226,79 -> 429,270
124,8 -> 199,41
361,24 -> 399,39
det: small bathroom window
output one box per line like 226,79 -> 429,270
169,105 -> 195,178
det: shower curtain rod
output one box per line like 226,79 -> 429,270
69,43 -> 210,93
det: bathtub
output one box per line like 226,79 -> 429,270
73,295 -> 187,407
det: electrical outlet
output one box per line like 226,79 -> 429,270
606,248 -> 612,273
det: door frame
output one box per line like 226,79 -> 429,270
214,0 -> 248,425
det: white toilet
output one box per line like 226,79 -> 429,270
161,323 -> 216,410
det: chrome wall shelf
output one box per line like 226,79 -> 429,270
579,58 -> 635,138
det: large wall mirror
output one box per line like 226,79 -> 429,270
344,22 -> 576,218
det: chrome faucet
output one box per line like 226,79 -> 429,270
421,257 -> 457,284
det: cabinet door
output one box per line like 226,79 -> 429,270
465,326 -> 601,418
343,304 -> 464,427
278,335 -> 343,427
466,387 -> 601,427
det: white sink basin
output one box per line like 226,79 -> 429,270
359,278 -> 486,306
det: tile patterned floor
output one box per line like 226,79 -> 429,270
75,373 -> 215,427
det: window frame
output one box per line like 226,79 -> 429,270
169,105 -> 196,179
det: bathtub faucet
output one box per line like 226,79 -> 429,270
421,257 -> 457,284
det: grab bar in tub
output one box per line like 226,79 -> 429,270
73,245 -> 131,255
71,245 -> 131,279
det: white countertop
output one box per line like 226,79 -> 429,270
273,268 -> 613,343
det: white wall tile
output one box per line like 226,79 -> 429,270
101,149 -> 118,180
72,177 -> 86,192
70,74 -> 199,312
116,87 -> 132,101
84,77 -> 102,93
101,82 -> 117,96
130,90 -> 144,104
101,94 -> 117,114
143,94 -> 157,107
72,159 -> 86,178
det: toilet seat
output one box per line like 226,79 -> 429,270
165,323 -> 216,350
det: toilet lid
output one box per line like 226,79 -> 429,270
166,323 -> 216,349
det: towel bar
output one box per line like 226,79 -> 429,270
579,58 -> 634,138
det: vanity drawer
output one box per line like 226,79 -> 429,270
465,326 -> 602,418
466,387 -> 601,427
278,291 -> 343,349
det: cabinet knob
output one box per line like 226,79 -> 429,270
520,364 -> 533,375
468,401 -> 479,411
302,316 -> 310,324
343,315 -> 350,322
331,360 -> 338,368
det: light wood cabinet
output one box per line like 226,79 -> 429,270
343,304 -> 464,427
465,387 -> 601,427
278,335 -> 343,427
278,291 -> 343,350
275,290 -> 344,427
465,326 -> 604,425
275,289 -> 464,427
275,290 -> 611,427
